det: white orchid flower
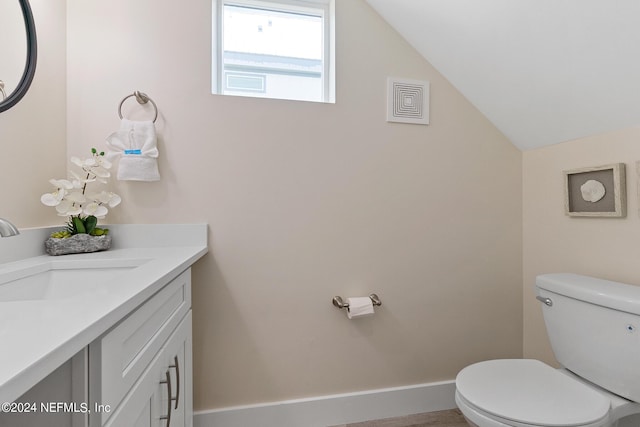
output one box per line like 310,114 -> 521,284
40,190 -> 65,206
90,155 -> 112,170
49,179 -> 73,189
69,170 -> 95,186
71,156 -> 96,168
83,202 -> 108,218
98,158 -> 112,169
41,179 -> 73,206
70,157 -> 84,168
86,191 -> 122,210
66,191 -> 87,204
98,191 -> 113,203
107,193 -> 121,208
92,167 -> 111,179
55,199 -> 82,216
72,155 -> 108,175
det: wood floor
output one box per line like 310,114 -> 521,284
331,409 -> 469,427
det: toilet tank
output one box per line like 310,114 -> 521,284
536,273 -> 640,402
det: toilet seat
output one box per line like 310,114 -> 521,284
455,359 -> 611,427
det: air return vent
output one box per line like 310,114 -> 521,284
387,77 -> 430,125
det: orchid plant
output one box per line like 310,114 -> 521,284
41,148 -> 121,238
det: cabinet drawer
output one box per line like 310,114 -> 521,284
90,269 -> 191,425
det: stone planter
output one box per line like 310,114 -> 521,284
45,233 -> 112,256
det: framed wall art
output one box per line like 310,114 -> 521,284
564,163 -> 626,218
637,161 -> 640,218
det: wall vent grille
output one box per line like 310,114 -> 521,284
387,78 -> 430,125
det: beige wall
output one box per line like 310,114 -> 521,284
1,2 -> 27,92
523,127 -> 640,364
65,0 -> 523,410
0,0 -> 66,228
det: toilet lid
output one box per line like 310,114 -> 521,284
456,359 -> 610,427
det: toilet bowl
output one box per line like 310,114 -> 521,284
454,274 -> 640,427
455,360 -> 618,427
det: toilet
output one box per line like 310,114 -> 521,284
455,273 -> 640,427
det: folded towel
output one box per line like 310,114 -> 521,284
105,119 -> 160,181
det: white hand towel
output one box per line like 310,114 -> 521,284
105,119 -> 160,181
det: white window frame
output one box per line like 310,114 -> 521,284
212,0 -> 335,103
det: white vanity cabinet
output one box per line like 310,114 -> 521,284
0,224 -> 206,427
88,269 -> 193,427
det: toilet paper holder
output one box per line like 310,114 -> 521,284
332,294 -> 382,310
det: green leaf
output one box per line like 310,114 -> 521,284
84,215 -> 97,235
72,216 -> 86,234
91,228 -> 104,236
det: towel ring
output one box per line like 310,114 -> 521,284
118,91 -> 158,123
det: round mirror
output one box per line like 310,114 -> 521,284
0,0 -> 37,113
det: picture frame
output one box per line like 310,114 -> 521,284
637,161 -> 640,218
564,163 -> 626,217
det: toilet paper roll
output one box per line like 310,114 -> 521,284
347,297 -> 375,319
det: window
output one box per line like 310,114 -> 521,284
213,0 -> 335,103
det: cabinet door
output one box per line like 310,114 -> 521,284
160,311 -> 192,427
102,349 -> 163,427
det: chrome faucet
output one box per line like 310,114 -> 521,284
0,218 -> 19,237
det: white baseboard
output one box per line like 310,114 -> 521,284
194,380 -> 456,427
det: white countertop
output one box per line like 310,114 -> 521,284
0,224 -> 208,404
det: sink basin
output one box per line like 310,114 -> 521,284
0,259 -> 149,302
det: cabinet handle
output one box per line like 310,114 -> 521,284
169,356 -> 180,410
160,370 -> 173,426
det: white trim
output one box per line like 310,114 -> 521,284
212,0 -> 222,94
224,0 -> 328,15
194,380 -> 456,427
326,0 -> 335,103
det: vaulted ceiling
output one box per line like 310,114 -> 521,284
365,0 -> 640,151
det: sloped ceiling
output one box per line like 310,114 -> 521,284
365,0 -> 640,151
